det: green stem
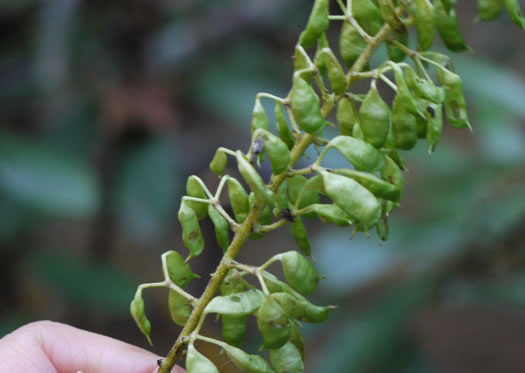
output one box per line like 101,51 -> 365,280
158,20 -> 393,373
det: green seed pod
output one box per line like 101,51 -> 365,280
390,63 -> 421,117
290,216 -> 312,256
186,176 -> 208,220
387,31 -> 408,63
427,103 -> 443,153
405,66 -> 445,104
505,0 -> 525,29
336,96 -> 358,136
321,171 -> 382,230
383,125 -> 407,170
380,155 -> 404,200
294,45 -> 310,74
257,295 -> 291,349
228,177 -> 250,224
339,21 -> 367,70
352,120 -> 365,139
186,344 -> 219,373
434,0 -> 469,52
290,75 -> 328,135
289,322 -> 305,360
327,136 -> 386,172
289,175 -> 320,215
441,0 -> 457,12
262,271 -> 288,294
478,0 -> 505,21
353,0 -> 384,36
415,98 -> 430,139
309,203 -> 353,226
298,0 -> 330,49
257,129 -> 291,175
165,250 -> 199,287
275,102 -> 295,150
321,48 -> 347,95
272,292 -> 330,324
168,290 -> 191,326
334,168 -> 401,202
210,149 -> 227,177
437,68 -> 471,129
270,342 -> 304,373
178,200 -> 204,259
359,82 -> 391,148
314,33 -> 330,77
208,205 -> 230,253
392,94 -> 418,150
206,289 -> 265,317
379,0 -> 406,33
221,315 -> 247,348
376,215 -> 389,241
130,291 -> 152,344
274,179 -> 290,217
249,192 -> 272,226
411,0 -> 435,51
251,98 -> 270,136
220,343 -> 275,373
236,151 -> 274,206
279,251 -> 320,296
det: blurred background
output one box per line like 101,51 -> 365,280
1,1 -> 525,372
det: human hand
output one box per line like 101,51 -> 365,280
0,321 -> 185,373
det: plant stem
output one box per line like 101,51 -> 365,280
158,21 -> 392,373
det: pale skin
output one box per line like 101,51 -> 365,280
0,321 -> 185,373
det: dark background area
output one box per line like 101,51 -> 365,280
1,1 -> 525,372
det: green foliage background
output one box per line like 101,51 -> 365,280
1,1 -> 525,372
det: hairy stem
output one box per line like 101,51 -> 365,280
158,21 -> 392,373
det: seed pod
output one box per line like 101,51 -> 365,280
478,0 -> 505,20
352,120 -> 365,140
186,176 -> 208,220
321,171 -> 382,230
206,289 -> 265,317
410,0 -> 435,51
270,341 -> 304,373
390,63 -> 421,117
415,98 -> 430,139
302,174 -> 326,196
275,102 -> 295,150
257,129 -> 291,175
387,31 -> 408,63
427,103 -> 443,153
434,0 -> 469,52
274,179 -> 290,217
221,315 -> 247,348
379,0 -> 406,33
340,21 -> 367,70
272,292 -> 330,324
380,155 -> 404,200
359,82 -> 390,148
249,192 -> 272,226
505,0 -> 525,29
289,175 -> 320,215
228,177 -> 250,224
441,0 -> 457,12
290,216 -> 312,256
220,343 -> 275,373
178,200 -> 204,259
290,75 -> 327,135
262,271 -> 288,294
309,203 -> 353,226
257,295 -> 291,349
165,250 -> 199,287
280,251 -> 320,296
208,205 -> 230,253
327,136 -> 386,172
405,65 -> 445,104
352,0 -> 384,36
314,33 -> 330,77
376,215 -> 389,241
298,0 -> 330,49
130,291 -> 152,344
186,344 -> 219,373
294,45 -> 310,74
437,69 -> 471,129
334,168 -> 401,202
336,96 -> 358,136
251,98 -> 270,136
289,322 -> 305,360
168,290 -> 191,326
321,48 -> 347,95
210,149 -> 227,177
392,94 -> 418,150
236,151 -> 274,206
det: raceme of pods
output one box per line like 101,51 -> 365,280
130,2 -> 523,373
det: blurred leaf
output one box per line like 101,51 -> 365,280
27,251 -> 136,314
113,138 -> 180,244
0,131 -> 100,217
